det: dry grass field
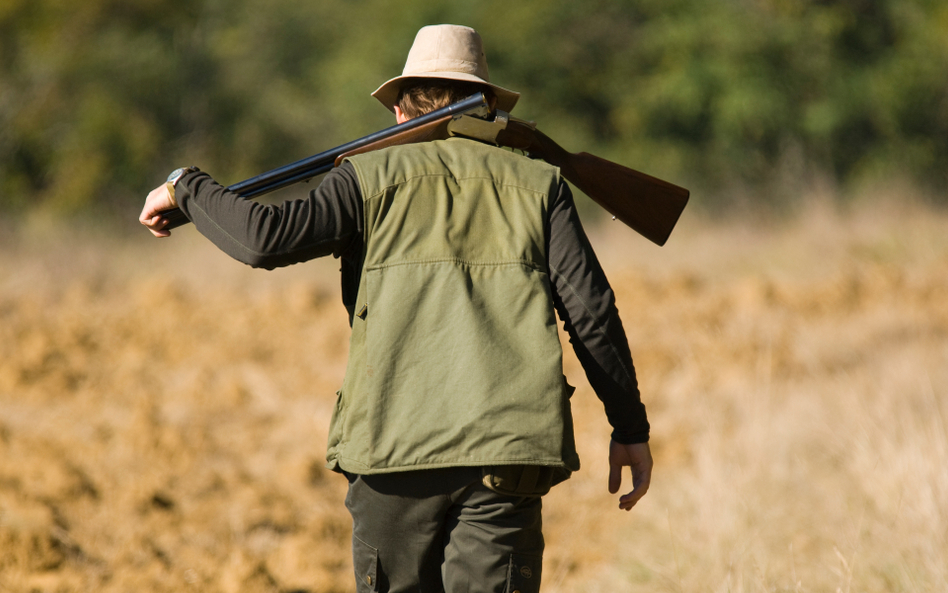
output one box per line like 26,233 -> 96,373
1,195 -> 946,592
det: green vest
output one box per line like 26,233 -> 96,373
325,138 -> 579,474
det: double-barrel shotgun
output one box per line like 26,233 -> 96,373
159,93 -> 689,245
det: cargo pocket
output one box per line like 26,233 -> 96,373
352,536 -> 379,592
506,553 -> 542,593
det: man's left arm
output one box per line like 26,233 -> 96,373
547,179 -> 652,510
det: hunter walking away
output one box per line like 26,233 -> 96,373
141,24 -> 675,592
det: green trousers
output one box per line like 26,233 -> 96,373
344,468 -> 544,593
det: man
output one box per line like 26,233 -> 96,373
141,24 -> 652,593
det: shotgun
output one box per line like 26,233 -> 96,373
160,93 -> 689,245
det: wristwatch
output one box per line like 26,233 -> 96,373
164,166 -> 199,208
167,166 -> 200,186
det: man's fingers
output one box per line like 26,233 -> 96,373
147,225 -> 171,238
617,475 -> 650,511
140,213 -> 171,237
618,489 -> 644,511
608,462 -> 622,494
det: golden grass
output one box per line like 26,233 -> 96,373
1,197 -> 946,592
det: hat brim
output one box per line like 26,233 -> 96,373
372,71 -> 520,114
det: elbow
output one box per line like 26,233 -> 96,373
245,257 -> 279,271
237,250 -> 280,270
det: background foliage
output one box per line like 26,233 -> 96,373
1,0 -> 947,219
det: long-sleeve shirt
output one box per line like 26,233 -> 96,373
176,162 -> 649,443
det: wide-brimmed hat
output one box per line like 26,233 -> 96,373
372,24 -> 520,113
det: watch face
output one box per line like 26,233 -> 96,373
167,166 -> 198,185
167,168 -> 186,184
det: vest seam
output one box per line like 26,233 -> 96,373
335,456 -> 569,473
367,257 -> 546,272
361,173 -> 554,202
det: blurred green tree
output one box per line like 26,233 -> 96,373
1,0 -> 946,219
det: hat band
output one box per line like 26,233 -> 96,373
403,58 -> 486,79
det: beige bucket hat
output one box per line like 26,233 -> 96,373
372,24 -> 520,113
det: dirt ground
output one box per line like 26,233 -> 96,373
1,197 -> 946,592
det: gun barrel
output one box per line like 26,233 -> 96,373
162,93 -> 489,229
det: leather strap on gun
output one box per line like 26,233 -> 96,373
162,93 -> 690,245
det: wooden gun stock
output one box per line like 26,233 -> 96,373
495,121 -> 689,246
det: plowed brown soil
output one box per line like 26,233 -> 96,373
2,199 -> 946,592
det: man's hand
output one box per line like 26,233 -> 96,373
608,440 -> 653,511
139,183 -> 177,238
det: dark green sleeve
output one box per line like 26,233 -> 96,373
547,181 -> 649,444
174,163 -> 363,269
